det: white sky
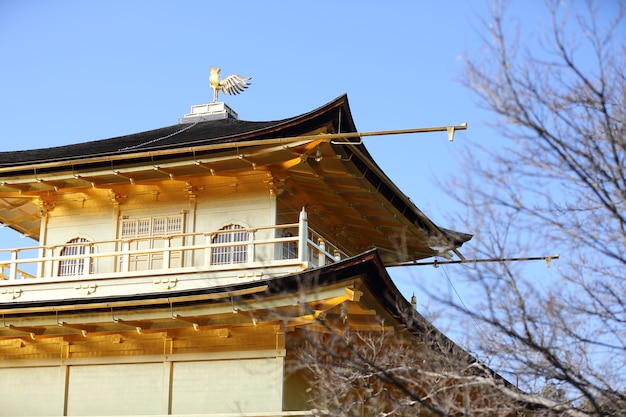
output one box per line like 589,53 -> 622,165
0,1 -> 603,341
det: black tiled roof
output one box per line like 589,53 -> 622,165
0,118 -> 290,167
0,95 -> 355,167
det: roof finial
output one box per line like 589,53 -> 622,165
209,67 -> 252,103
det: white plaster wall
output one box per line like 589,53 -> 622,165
0,356 -> 284,416
66,363 -> 166,416
171,357 -> 284,414
194,190 -> 276,266
0,366 -> 66,416
46,209 -> 113,246
41,184 -> 278,274
45,208 -> 117,276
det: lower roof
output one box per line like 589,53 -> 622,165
0,248 -> 519,406
0,250 -> 438,341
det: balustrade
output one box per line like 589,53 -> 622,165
0,215 -> 347,283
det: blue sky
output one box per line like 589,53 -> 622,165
0,1 -> 573,326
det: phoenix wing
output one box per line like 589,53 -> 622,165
219,73 -> 252,96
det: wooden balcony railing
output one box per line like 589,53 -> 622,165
0,209 -> 347,282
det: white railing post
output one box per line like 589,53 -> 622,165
318,239 -> 326,266
298,207 -> 309,264
162,237 -> 171,269
122,240 -> 131,272
9,250 -> 18,280
48,246 -> 57,277
204,234 -> 212,267
85,244 -> 93,275
37,245 -> 45,278
248,230 -> 255,263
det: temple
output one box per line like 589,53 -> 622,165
0,95 -> 511,416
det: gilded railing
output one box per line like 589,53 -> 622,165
0,211 -> 347,282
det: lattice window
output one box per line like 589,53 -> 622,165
152,217 -> 166,235
121,220 -> 137,237
58,238 -> 93,277
211,224 -> 249,265
121,215 -> 183,237
167,216 -> 182,234
138,218 -> 151,235
282,232 -> 298,260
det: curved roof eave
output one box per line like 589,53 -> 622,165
0,95 -> 355,169
0,94 -> 471,252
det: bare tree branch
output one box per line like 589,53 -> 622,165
432,0 -> 626,415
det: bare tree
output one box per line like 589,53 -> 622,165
285,302 -> 597,416
430,0 -> 626,415
272,2 -> 625,416
287,317 -> 522,417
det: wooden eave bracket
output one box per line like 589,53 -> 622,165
345,287 -> 363,302
0,182 -> 30,193
114,318 -> 153,334
5,324 -> 43,339
58,322 -> 94,337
